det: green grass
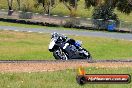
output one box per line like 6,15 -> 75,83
0,0 -> 132,21
0,30 -> 53,60
0,21 -> 48,28
0,21 -> 81,30
0,67 -> 132,88
0,30 -> 132,60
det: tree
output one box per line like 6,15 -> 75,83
7,0 -> 13,15
128,0 -> 132,5
116,0 -> 132,14
59,0 -> 79,17
85,0 -> 132,14
84,0 -> 101,8
17,0 -> 21,10
7,0 -> 13,10
34,0 -> 57,15
85,0 -> 132,29
92,4 -> 119,29
7,0 -> 21,15
102,0 -> 132,14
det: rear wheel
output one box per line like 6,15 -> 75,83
53,48 -> 68,60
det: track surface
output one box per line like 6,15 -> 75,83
0,26 -> 132,40
0,60 -> 132,72
0,59 -> 132,63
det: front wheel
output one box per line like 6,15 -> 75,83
82,49 -> 92,61
86,54 -> 92,61
53,48 -> 68,60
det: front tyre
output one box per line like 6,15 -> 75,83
53,48 -> 68,60
82,49 -> 92,61
86,54 -> 92,61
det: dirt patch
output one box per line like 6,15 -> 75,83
0,61 -> 132,72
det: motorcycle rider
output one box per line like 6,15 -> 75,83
62,35 -> 82,49
53,32 -> 82,49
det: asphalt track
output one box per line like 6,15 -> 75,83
0,25 -> 132,63
0,26 -> 132,41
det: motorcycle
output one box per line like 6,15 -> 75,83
48,32 -> 92,60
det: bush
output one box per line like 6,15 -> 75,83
19,1 -> 33,19
92,4 -> 120,30
19,12 -> 33,19
63,18 -> 80,28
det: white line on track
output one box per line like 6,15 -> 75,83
53,15 -> 58,17
14,30 -> 19,32
38,32 -> 43,33
28,31 -> 32,32
75,17 -> 81,19
64,16 -> 69,18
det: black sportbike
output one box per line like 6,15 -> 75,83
48,32 -> 92,60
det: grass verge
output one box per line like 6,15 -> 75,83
0,67 -> 132,88
0,21 -> 78,30
0,30 -> 132,60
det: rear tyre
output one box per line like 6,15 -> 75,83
53,48 -> 68,60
